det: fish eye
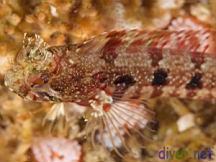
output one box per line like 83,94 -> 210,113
34,50 -> 43,60
25,50 -> 35,59
26,48 -> 44,62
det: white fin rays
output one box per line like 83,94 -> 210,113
84,90 -> 156,157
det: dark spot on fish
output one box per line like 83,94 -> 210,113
114,74 -> 136,86
186,73 -> 202,89
152,69 -> 168,86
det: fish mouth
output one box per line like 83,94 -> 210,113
4,65 -> 26,93
4,68 -> 40,101
33,91 -> 57,101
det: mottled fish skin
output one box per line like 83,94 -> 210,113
5,28 -> 216,156
47,29 -> 216,102
4,30 -> 216,104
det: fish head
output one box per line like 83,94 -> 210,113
4,33 -> 56,102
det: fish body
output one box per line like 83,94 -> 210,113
4,29 -> 216,153
6,29 -> 216,103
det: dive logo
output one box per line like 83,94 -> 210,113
158,146 -> 214,160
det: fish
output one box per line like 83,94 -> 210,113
4,28 -> 216,155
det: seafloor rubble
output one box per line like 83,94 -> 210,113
1,0 -> 216,162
